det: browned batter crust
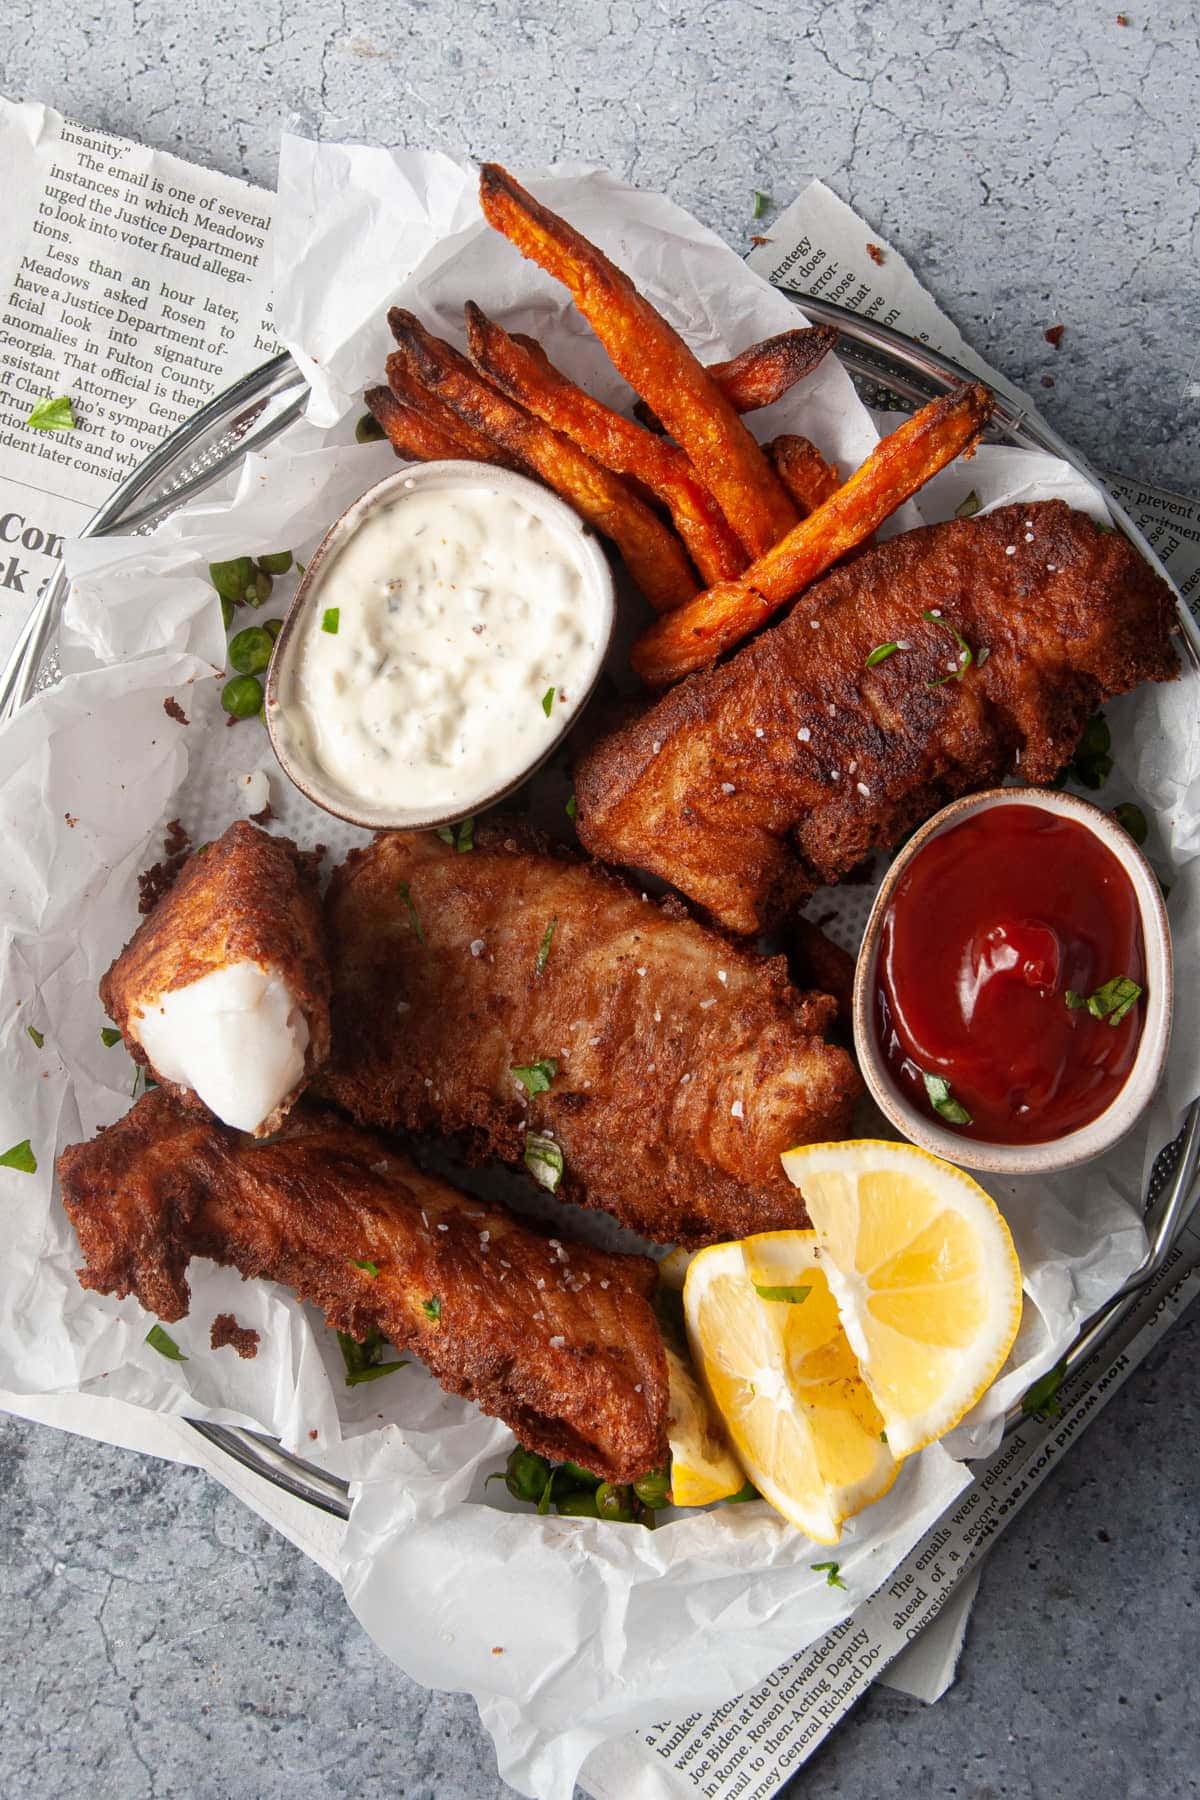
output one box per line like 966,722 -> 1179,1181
575,502 -> 1180,934
101,821 -> 331,1134
317,826 -> 860,1246
58,1091 -> 667,1482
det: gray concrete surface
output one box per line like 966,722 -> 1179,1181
4,1 -> 1199,1795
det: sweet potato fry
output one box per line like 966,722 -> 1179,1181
768,435 -> 842,515
465,304 -> 746,589
478,162 -> 798,558
633,325 -> 839,431
385,355 -> 524,469
630,383 -> 995,687
364,385 -> 510,467
386,309 -> 698,611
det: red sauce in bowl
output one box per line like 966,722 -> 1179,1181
876,803 -> 1146,1145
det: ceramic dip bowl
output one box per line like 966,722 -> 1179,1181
852,786 -> 1173,1175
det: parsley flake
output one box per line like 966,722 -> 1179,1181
351,1258 -> 379,1277
100,1026 -> 122,1047
524,1133 -> 564,1193
27,395 -> 77,432
753,1283 -> 812,1304
921,1071 -> 973,1126
397,880 -> 424,942
436,816 -> 475,853
865,641 -> 899,668
812,1561 -> 846,1589
321,607 -> 340,634
1022,1360 -> 1067,1422
535,917 -> 557,976
145,1323 -> 187,1362
541,686 -> 556,718
752,190 -> 770,219
511,1057 -> 558,1095
0,1138 -> 37,1174
1075,974 -> 1142,1026
922,610 -> 974,685
25,1025 -> 44,1049
421,1296 -> 442,1324
565,793 -> 578,821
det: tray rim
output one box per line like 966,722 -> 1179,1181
7,300 -> 1198,1524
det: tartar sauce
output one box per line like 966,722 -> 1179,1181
275,476 -> 608,818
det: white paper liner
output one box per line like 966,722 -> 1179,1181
0,141 -> 1196,1799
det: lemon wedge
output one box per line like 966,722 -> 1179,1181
684,1231 -> 897,1541
664,1344 -> 746,1506
780,1140 -> 1023,1458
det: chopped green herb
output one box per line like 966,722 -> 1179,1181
752,190 -> 770,219
25,1025 -> 44,1050
565,794 -> 578,821
865,641 -> 899,668
541,686 -> 556,717
356,411 -> 386,443
535,917 -> 557,976
954,489 -> 982,519
922,1070 -> 973,1126
1085,975 -> 1142,1026
256,550 -> 293,576
436,817 -> 475,853
0,1139 -> 37,1174
100,1026 -> 122,1047
397,880 -> 424,942
1112,802 -> 1148,846
422,1295 -> 442,1322
1022,1360 -> 1067,1422
1064,989 -> 1087,1010
336,1325 -> 407,1385
321,607 -> 340,635
27,395 -> 77,432
922,609 -> 974,685
753,1283 -> 813,1304
812,1560 -> 846,1590
511,1057 -> 558,1095
145,1323 -> 186,1362
351,1258 -> 379,1277
524,1132 -> 564,1193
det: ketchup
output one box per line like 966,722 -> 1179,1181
876,804 -> 1145,1144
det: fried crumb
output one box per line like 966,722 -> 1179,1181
163,818 -> 191,858
210,1313 -> 260,1358
749,234 -> 773,247
1041,374 -> 1056,388
491,1646 -> 504,1655
1044,323 -> 1066,348
309,1429 -> 319,1442
866,242 -> 885,266
138,820 -> 193,913
1115,11 -> 1129,22
250,804 -> 275,825
64,813 -> 77,828
163,695 -> 189,725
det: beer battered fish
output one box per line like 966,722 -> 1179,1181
318,829 -> 861,1246
574,502 -> 1180,934
58,1090 -> 668,1483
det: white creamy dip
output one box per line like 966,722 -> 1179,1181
275,478 -> 607,817
134,962 -> 309,1134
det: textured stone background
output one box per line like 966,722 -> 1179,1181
4,2 -> 1199,1795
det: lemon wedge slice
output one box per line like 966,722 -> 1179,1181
683,1231 -> 897,1541
781,1140 -> 1023,1458
664,1344 -> 746,1506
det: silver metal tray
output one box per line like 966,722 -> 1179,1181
7,303 -> 1198,1523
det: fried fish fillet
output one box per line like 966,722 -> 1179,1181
101,822 -> 330,1133
58,1090 -> 668,1482
576,502 -> 1180,934
318,829 -> 861,1246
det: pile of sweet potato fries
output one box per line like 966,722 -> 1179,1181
364,162 -> 995,687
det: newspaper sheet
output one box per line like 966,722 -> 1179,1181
0,98 -> 280,670
0,115 -> 1195,1797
